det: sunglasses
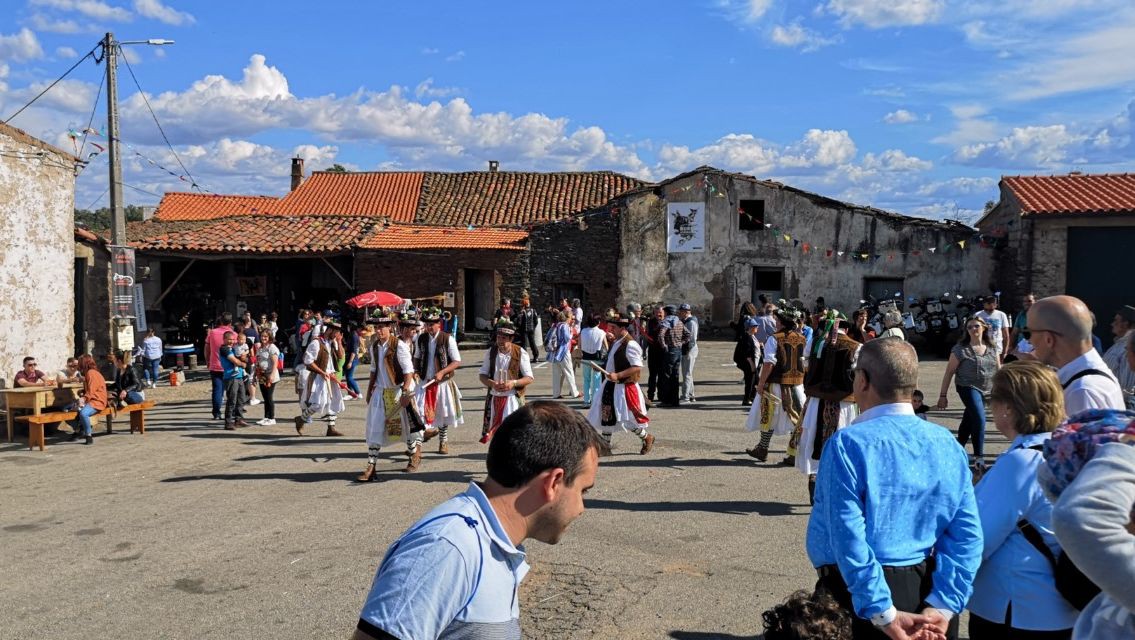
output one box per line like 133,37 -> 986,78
25,362 -> 37,367
1022,328 -> 1062,340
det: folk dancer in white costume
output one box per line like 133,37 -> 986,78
746,303 -> 807,465
294,321 -> 346,437
394,313 -> 439,472
478,319 -> 534,443
587,314 -> 655,455
796,310 -> 861,504
413,307 -> 464,454
356,313 -> 432,481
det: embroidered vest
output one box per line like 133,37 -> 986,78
770,330 -> 807,386
487,342 -> 525,397
803,333 -> 860,402
380,335 -> 406,386
612,338 -> 640,384
414,331 -> 451,378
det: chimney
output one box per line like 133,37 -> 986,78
488,160 -> 499,173
141,205 -> 156,221
290,157 -> 305,191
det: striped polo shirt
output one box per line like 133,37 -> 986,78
357,483 -> 529,640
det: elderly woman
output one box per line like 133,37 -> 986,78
967,361 -> 1078,639
878,310 -> 905,340
1040,409 -> 1135,640
938,316 -> 1000,469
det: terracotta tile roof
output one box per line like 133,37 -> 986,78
273,171 -> 423,221
416,171 -> 646,226
1003,173 -> 1135,216
129,216 -> 374,255
152,192 -> 281,221
358,224 -> 528,250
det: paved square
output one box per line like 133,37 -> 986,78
0,341 -> 996,639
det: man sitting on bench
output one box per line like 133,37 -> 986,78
15,356 -> 52,387
69,354 -> 108,446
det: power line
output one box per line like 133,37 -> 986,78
3,46 -> 97,124
81,187 -> 110,212
117,45 -> 196,188
79,70 -> 106,160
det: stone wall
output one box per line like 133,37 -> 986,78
0,125 -> 76,390
74,238 -> 112,357
529,213 -> 621,314
618,171 -> 996,327
354,248 -> 528,332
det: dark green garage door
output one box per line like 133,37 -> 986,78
1066,226 -> 1135,350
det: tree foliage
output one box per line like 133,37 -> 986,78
74,204 -> 145,230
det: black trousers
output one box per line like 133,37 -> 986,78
259,382 -> 275,419
814,560 -> 959,640
519,330 -> 539,359
658,348 -> 682,405
646,347 -> 665,400
969,606 -> 1071,640
740,363 -> 757,403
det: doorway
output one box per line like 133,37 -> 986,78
463,269 -> 497,331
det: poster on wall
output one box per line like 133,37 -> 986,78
666,202 -> 705,253
237,276 -> 267,297
110,245 -> 135,318
133,284 -> 147,332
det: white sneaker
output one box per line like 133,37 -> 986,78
250,398 -> 262,405
264,418 -> 276,426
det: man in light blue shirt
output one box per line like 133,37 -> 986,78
807,337 -> 982,640
353,402 -> 606,640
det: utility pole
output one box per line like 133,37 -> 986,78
104,32 -> 125,245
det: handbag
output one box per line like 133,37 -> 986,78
1016,519 -> 1100,610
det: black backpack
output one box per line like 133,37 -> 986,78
1016,444 -> 1101,610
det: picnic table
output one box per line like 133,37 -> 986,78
2,384 -> 81,442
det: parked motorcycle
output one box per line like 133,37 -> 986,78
909,295 -> 953,356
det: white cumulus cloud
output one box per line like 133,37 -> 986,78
883,109 -> 919,124
0,28 -> 45,62
770,21 -> 838,51
824,0 -> 944,28
30,0 -> 133,21
955,124 -> 1083,168
133,0 -> 195,25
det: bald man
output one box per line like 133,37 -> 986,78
808,338 -> 980,640
1026,295 -> 1125,415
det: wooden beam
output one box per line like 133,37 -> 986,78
152,259 -> 196,307
321,257 -> 353,290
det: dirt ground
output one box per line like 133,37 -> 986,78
0,341 -> 998,639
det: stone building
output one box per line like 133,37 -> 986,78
977,172 -> 1135,346
74,227 -> 112,357
541,167 -> 994,327
0,122 -> 77,388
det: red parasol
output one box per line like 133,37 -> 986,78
346,290 -> 404,309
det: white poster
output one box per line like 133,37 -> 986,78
666,202 -> 705,253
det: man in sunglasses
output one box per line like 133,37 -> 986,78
1026,295 -> 1125,415
15,356 -> 52,387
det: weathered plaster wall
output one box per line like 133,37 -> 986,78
619,172 -> 995,327
0,127 -> 75,390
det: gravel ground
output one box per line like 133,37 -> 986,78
0,341 -> 998,639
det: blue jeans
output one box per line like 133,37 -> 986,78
956,385 -> 986,458
143,357 -> 161,384
211,371 -> 224,417
344,359 -> 360,395
125,390 -> 144,405
581,359 -> 603,403
70,404 -> 99,436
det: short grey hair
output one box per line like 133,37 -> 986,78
856,337 -> 918,401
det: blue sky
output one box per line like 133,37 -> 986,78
2,0 -> 1134,221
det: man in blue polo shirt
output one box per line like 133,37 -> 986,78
807,337 -> 982,640
352,401 -> 606,640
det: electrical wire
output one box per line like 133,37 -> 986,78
2,47 -> 97,124
78,71 -> 106,160
117,46 -> 197,188
81,187 -> 110,212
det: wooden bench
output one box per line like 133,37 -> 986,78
15,401 -> 155,451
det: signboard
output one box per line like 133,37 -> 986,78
237,276 -> 267,297
666,202 -> 705,253
110,245 -> 136,318
443,291 -> 455,308
133,284 -> 147,332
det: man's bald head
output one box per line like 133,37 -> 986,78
1029,295 -> 1093,343
856,337 -> 919,403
